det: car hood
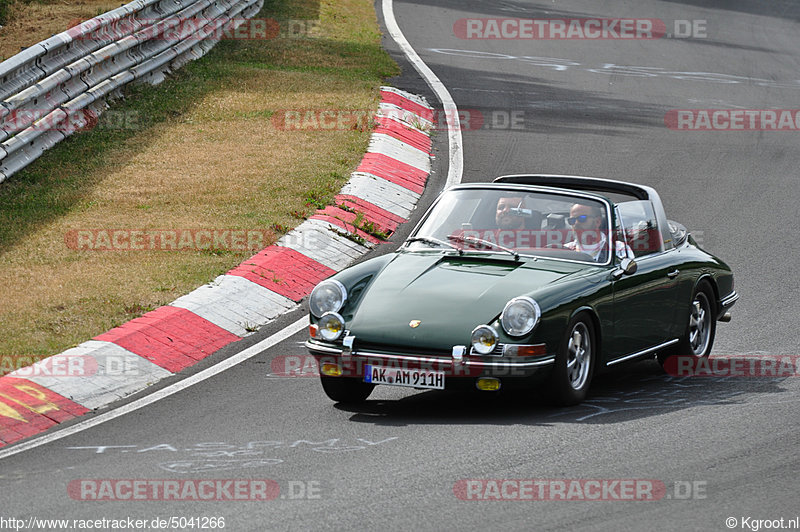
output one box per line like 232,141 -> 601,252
346,252 -> 585,349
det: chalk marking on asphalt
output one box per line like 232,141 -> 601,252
0,317 -> 308,461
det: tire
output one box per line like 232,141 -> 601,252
658,281 -> 716,366
549,314 -> 595,405
320,375 -> 374,403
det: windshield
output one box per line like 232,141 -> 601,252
406,187 -> 613,264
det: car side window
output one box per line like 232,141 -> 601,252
615,201 -> 663,257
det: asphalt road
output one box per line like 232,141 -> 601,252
2,1 -> 799,530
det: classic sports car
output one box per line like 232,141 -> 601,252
305,175 -> 738,405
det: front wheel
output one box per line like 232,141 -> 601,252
549,315 -> 595,405
320,375 -> 374,403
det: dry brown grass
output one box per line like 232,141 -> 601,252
0,0 -> 120,61
0,0 -> 399,373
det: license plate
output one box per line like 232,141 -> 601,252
364,365 -> 445,390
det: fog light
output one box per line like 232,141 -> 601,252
476,377 -> 501,391
318,312 -> 345,341
320,363 -> 343,377
471,325 -> 499,355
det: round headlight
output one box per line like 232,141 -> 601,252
501,296 -> 541,337
318,312 -> 345,341
309,279 -> 347,318
471,325 -> 499,355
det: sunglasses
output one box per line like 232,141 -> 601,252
567,214 -> 595,225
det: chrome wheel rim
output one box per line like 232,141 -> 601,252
566,322 -> 591,390
689,292 -> 711,356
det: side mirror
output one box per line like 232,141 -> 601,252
621,257 -> 637,275
612,258 -> 637,279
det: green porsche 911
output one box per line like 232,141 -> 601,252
305,174 -> 738,405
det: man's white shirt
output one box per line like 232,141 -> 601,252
565,234 -> 631,261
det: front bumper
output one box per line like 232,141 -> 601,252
305,339 -> 555,380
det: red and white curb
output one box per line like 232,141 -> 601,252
0,87 -> 433,448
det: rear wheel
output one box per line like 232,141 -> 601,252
320,375 -> 374,403
658,281 -> 716,366
549,315 -> 595,405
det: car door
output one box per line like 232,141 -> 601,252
610,201 -> 680,360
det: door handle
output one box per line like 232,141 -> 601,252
667,269 -> 679,279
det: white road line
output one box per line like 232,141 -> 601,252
0,316 -> 309,460
382,0 -> 463,187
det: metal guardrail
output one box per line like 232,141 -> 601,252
0,0 -> 264,183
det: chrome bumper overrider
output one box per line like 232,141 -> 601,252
304,340 -> 556,369
719,290 -> 739,309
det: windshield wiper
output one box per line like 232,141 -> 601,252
406,236 -> 462,253
448,234 -> 520,261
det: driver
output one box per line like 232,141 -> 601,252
565,203 -> 631,262
495,196 -> 527,230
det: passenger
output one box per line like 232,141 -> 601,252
565,203 -> 631,262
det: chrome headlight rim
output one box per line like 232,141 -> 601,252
471,324 -> 499,355
500,296 -> 541,337
318,311 -> 346,342
309,279 -> 348,318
